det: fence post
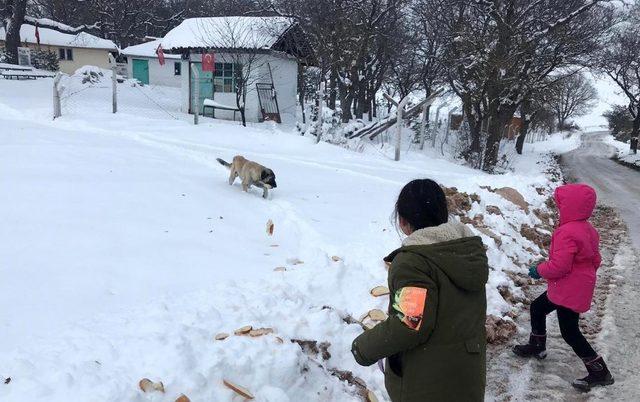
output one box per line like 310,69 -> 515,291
193,67 -> 200,125
395,95 -> 411,161
419,101 -> 429,150
53,72 -> 62,119
108,54 -> 117,113
316,81 -> 325,143
432,103 -> 447,148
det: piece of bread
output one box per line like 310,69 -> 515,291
223,379 -> 255,399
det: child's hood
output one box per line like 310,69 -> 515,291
554,183 -> 596,225
386,222 -> 489,292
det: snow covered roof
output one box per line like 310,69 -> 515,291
0,23 -> 117,51
161,16 -> 295,51
122,39 -> 181,59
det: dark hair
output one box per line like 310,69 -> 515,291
395,179 -> 448,230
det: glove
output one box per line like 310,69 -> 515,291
528,265 -> 541,280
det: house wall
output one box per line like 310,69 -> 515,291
0,42 -> 113,74
125,56 -> 182,87
181,51 -> 298,124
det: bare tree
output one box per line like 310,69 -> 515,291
440,0 -> 614,171
596,1 -> 640,152
547,72 -> 597,130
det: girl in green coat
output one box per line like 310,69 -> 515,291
351,179 -> 489,401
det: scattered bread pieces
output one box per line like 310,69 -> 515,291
234,325 -> 253,335
367,309 -> 387,322
215,332 -> 229,341
266,219 -> 274,236
138,378 -> 165,393
175,394 -> 191,402
223,379 -> 255,400
249,327 -> 274,337
331,256 -> 341,262
287,258 -> 304,265
370,286 -> 390,297
275,336 -> 284,344
273,267 -> 287,272
367,390 -> 379,402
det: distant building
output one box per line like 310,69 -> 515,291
0,22 -> 118,74
121,38 -> 182,87
161,16 -> 313,123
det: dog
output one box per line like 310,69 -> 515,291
216,155 -> 277,198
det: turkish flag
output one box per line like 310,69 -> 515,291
202,52 -> 215,72
35,24 -> 40,45
156,44 -> 165,66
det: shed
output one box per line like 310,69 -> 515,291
161,16 -> 313,124
0,21 -> 117,74
121,38 -> 182,87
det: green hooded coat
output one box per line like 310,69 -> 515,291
352,222 -> 489,401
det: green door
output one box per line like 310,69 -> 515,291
132,59 -> 149,85
190,62 -> 213,114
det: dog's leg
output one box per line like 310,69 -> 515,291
262,186 -> 269,199
228,169 -> 237,185
241,178 -> 250,192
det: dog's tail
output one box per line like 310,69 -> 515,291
216,158 -> 231,169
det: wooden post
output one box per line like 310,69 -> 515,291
316,81 -> 325,143
193,66 -> 200,125
395,95 -> 411,161
108,54 -> 117,113
419,102 -> 429,150
432,103 -> 447,148
53,72 -> 62,119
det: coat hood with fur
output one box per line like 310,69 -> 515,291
386,221 -> 488,292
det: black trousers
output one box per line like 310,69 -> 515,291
530,292 -> 597,359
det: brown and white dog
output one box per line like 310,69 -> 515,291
216,155 -> 277,198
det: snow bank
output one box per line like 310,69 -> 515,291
0,78 -> 567,401
604,135 -> 640,167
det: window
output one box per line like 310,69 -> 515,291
17,47 -> 31,66
58,48 -> 74,61
213,62 -> 236,93
174,62 -> 181,76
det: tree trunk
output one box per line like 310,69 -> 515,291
516,100 -> 530,155
3,0 -> 28,65
483,106 -> 517,172
632,112 -> 640,154
328,67 -> 338,110
339,82 -> 353,123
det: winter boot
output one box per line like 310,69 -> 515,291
572,356 -> 615,391
513,334 -> 547,359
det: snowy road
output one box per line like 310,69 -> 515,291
562,132 -> 640,249
487,132 -> 640,401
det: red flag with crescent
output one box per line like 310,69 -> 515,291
156,44 -> 165,66
35,23 -> 41,45
202,52 -> 215,72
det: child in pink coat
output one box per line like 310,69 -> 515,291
513,183 -> 614,391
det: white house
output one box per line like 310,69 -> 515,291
0,22 -> 117,74
121,39 -> 182,87
160,16 -> 313,124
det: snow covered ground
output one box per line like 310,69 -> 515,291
604,135 -> 640,168
0,73 -> 579,401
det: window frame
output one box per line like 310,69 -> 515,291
213,62 -> 237,93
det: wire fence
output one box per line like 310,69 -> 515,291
56,69 -> 184,123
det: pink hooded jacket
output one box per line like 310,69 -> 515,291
537,183 -> 601,313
